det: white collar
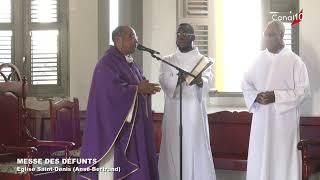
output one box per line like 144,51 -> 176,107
265,47 -> 288,56
125,55 -> 134,63
175,47 -> 200,57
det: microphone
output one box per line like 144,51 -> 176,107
137,44 -> 160,55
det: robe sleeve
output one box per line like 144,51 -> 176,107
273,60 -> 310,114
241,70 -> 259,113
196,58 -> 213,102
159,56 -> 179,98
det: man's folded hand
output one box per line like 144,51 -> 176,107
255,91 -> 275,104
138,80 -> 161,95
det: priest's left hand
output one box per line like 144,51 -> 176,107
256,91 -> 275,104
138,80 -> 161,95
190,75 -> 203,87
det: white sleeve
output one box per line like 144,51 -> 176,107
159,56 -> 179,98
274,60 -> 310,114
241,70 -> 259,113
196,61 -> 213,102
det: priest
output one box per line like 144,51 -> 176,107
242,20 -> 310,180
78,26 -> 161,180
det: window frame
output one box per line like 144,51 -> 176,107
4,0 -> 69,97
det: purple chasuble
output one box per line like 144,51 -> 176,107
77,46 -> 159,180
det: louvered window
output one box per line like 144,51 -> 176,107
31,30 -> 58,85
179,0 -> 210,58
0,31 -> 12,82
186,0 -> 208,16
0,0 -> 12,65
0,0 -> 68,96
283,22 -> 292,50
31,0 -> 58,23
0,0 -> 12,82
0,31 -> 11,64
193,25 -> 208,56
0,0 -> 11,23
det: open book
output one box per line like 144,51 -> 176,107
185,56 -> 213,85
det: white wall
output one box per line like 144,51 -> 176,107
143,0 -> 177,112
69,0 -> 98,110
299,0 -> 320,116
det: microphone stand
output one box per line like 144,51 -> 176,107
146,52 -> 195,180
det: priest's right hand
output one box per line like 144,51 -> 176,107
137,80 -> 161,95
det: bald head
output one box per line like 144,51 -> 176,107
112,26 -> 138,55
266,20 -> 285,38
112,26 -> 131,43
263,20 -> 285,53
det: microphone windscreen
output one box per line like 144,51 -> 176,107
137,44 -> 144,50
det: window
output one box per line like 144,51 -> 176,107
178,0 -> 210,58
218,0 -> 262,92
0,0 -> 12,81
109,0 -> 118,45
0,0 -> 68,96
178,0 -> 299,93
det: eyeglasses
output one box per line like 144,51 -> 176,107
176,32 -> 194,37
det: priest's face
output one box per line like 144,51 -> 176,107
263,24 -> 283,52
117,27 -> 138,55
176,25 -> 195,52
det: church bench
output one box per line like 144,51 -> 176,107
207,111 -> 251,171
298,117 -> 320,180
152,111 -> 320,179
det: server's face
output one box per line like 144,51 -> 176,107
176,26 -> 194,52
263,24 -> 283,52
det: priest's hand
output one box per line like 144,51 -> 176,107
255,91 -> 275,104
137,80 -> 161,95
190,76 -> 203,87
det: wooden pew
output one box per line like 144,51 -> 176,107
208,111 -> 251,170
298,117 -> 320,180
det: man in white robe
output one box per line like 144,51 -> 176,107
242,20 -> 310,180
158,23 -> 216,180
